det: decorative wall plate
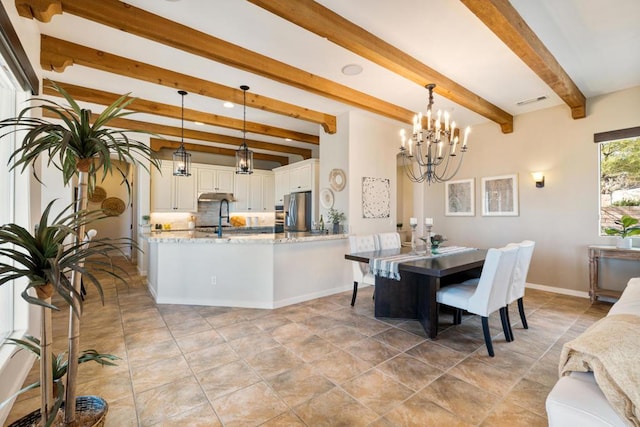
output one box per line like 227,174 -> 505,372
101,197 -> 126,216
88,186 -> 107,203
320,188 -> 334,209
329,168 -> 346,192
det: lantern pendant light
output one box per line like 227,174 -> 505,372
173,90 -> 191,176
235,85 -> 253,174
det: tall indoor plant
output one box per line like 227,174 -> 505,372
0,81 -> 160,425
0,201 -> 130,425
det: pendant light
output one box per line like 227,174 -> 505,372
235,85 -> 253,174
173,90 -> 191,176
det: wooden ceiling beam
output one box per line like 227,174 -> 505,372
40,35 -> 337,133
15,0 -> 60,22
44,79 -> 319,145
149,138 -> 288,166
461,0 -> 586,119
40,109 -> 306,162
248,0 -> 514,134
19,0 -> 418,126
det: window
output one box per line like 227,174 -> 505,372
598,128 -> 640,235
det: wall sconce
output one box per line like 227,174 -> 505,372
531,172 -> 545,188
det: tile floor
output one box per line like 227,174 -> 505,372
6,258 -> 610,426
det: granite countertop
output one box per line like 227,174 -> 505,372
141,230 -> 348,244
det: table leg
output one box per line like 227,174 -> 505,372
417,275 -> 439,339
374,274 -> 418,319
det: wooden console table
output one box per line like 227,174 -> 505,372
588,245 -> 640,303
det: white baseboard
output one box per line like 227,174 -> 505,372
525,282 -> 590,299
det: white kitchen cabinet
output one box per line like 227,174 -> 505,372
273,158 -> 319,222
151,163 -> 197,212
274,170 -> 289,205
197,165 -> 234,194
263,174 -> 275,210
233,170 -> 274,211
289,162 -> 312,192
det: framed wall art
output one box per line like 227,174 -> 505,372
481,174 -> 519,216
445,178 -> 475,216
362,177 -> 390,218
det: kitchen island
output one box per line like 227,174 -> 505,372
142,231 -> 351,309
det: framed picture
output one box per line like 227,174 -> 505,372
445,178 -> 475,216
481,174 -> 519,216
362,177 -> 390,218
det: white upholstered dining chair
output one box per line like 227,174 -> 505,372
375,232 -> 402,250
504,240 -> 535,338
349,234 -> 378,306
436,245 -> 518,357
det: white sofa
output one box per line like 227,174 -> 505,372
546,278 -> 640,426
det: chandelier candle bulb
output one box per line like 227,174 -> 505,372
452,136 -> 459,155
427,109 -> 432,130
463,126 -> 470,148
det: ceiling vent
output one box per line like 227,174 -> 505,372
516,96 -> 547,106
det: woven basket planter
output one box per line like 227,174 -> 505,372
9,395 -> 108,427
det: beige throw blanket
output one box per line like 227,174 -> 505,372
559,314 -> 640,426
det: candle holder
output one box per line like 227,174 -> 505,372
410,223 -> 417,253
424,225 -> 432,253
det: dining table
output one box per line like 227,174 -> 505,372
345,246 -> 487,339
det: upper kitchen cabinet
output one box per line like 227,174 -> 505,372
233,170 -> 274,212
289,162 -> 313,192
273,159 -> 319,204
274,169 -> 290,205
151,162 -> 197,212
196,164 -> 234,194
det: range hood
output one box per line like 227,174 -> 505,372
197,192 -> 236,202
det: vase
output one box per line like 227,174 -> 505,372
616,237 -> 632,249
332,222 -> 340,234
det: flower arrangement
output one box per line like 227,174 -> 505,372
431,234 -> 447,248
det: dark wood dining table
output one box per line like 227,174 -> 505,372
345,247 -> 487,339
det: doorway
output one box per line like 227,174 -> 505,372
87,159 -> 134,258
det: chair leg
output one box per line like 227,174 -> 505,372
453,308 -> 462,325
500,307 -> 513,342
481,316 -> 495,357
517,297 -> 528,329
351,281 -> 358,306
505,305 -> 514,341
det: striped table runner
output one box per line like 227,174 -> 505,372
369,246 -> 476,280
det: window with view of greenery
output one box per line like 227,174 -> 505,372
600,136 -> 640,235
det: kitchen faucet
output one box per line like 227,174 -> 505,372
218,198 -> 230,237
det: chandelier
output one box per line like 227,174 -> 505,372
398,84 -> 470,184
173,90 -> 191,176
235,85 -> 254,174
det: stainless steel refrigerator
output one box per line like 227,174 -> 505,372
284,191 -> 312,232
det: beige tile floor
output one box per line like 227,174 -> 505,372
6,258 -> 610,426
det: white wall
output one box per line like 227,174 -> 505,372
319,112 -> 349,228
421,85 -> 640,293
320,111 -> 408,235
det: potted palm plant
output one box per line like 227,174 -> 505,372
3,334 -> 119,427
0,201 -> 131,426
604,214 -> 640,249
0,81 -> 160,425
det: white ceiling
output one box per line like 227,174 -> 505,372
33,0 -> 640,157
